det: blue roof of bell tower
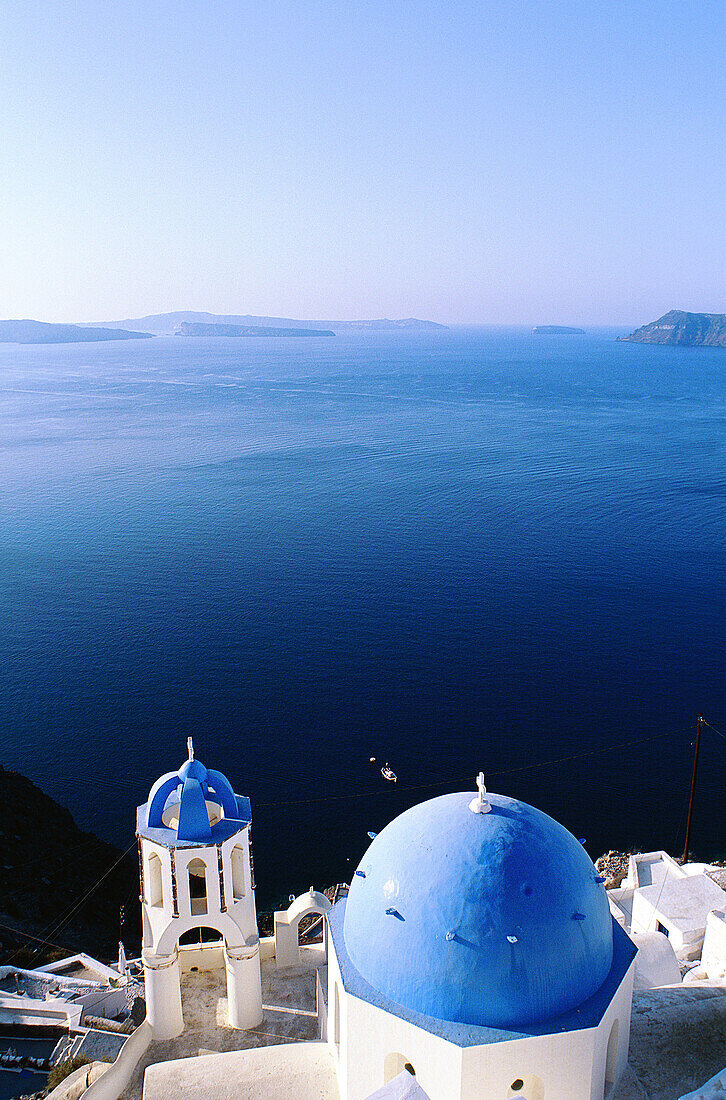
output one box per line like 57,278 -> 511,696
136,738 -> 251,847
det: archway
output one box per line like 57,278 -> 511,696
187,858 -> 208,916
147,853 -> 163,908
178,927 -> 227,1032
274,890 -> 331,968
384,1053 -> 416,1082
231,844 -> 246,900
604,1018 -> 619,1097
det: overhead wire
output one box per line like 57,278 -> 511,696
702,719 -> 726,742
2,839 -> 137,969
256,727 -> 683,808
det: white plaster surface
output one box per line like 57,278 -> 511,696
365,1070 -> 431,1099
275,890 -> 331,969
45,1061 -> 110,1100
631,932 -> 682,990
140,824 -> 263,1036
634,877 -> 725,936
142,1041 -> 336,1099
702,911 -> 726,980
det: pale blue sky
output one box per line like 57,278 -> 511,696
1,1 -> 724,324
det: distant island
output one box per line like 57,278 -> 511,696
0,319 -> 152,344
85,311 -> 448,336
623,310 -> 726,347
532,325 -> 586,335
175,321 -> 335,338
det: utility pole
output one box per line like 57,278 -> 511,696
682,714 -> 704,863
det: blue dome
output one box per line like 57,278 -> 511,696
343,792 -> 613,1029
142,740 -> 240,842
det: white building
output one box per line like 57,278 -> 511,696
137,738 -> 263,1039
608,851 -> 725,962
325,776 -> 637,1100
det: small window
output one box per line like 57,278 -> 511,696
656,921 -> 669,938
507,1076 -> 544,1099
605,1018 -> 620,1096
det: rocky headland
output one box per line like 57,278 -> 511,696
623,310 -> 726,346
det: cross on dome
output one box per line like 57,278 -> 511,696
187,736 -> 195,761
469,771 -> 491,814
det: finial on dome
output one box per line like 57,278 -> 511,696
187,736 -> 194,761
469,771 -> 491,814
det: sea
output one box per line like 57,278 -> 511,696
1,327 -> 724,909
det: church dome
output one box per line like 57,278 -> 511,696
142,738 -> 240,841
343,788 -> 614,1029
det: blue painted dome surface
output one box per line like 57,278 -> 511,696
143,746 -> 240,841
343,792 -> 614,1028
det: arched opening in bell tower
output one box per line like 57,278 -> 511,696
147,853 -> 164,908
231,844 -> 246,900
187,858 -> 209,915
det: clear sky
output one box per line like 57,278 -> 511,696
1,0 -> 725,325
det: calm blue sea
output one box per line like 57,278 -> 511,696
1,328 -> 724,906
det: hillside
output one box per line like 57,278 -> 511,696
87,311 -> 447,336
175,321 -> 335,338
0,766 -> 138,965
0,320 -> 151,344
623,310 -> 726,346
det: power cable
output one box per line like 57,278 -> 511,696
3,840 -> 136,969
256,728 -> 677,808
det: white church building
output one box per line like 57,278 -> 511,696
326,776 -> 637,1100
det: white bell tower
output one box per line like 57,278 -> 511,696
137,739 -> 263,1039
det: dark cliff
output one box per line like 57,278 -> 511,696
0,767 -> 139,965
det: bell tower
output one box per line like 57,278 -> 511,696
137,739 -> 263,1038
